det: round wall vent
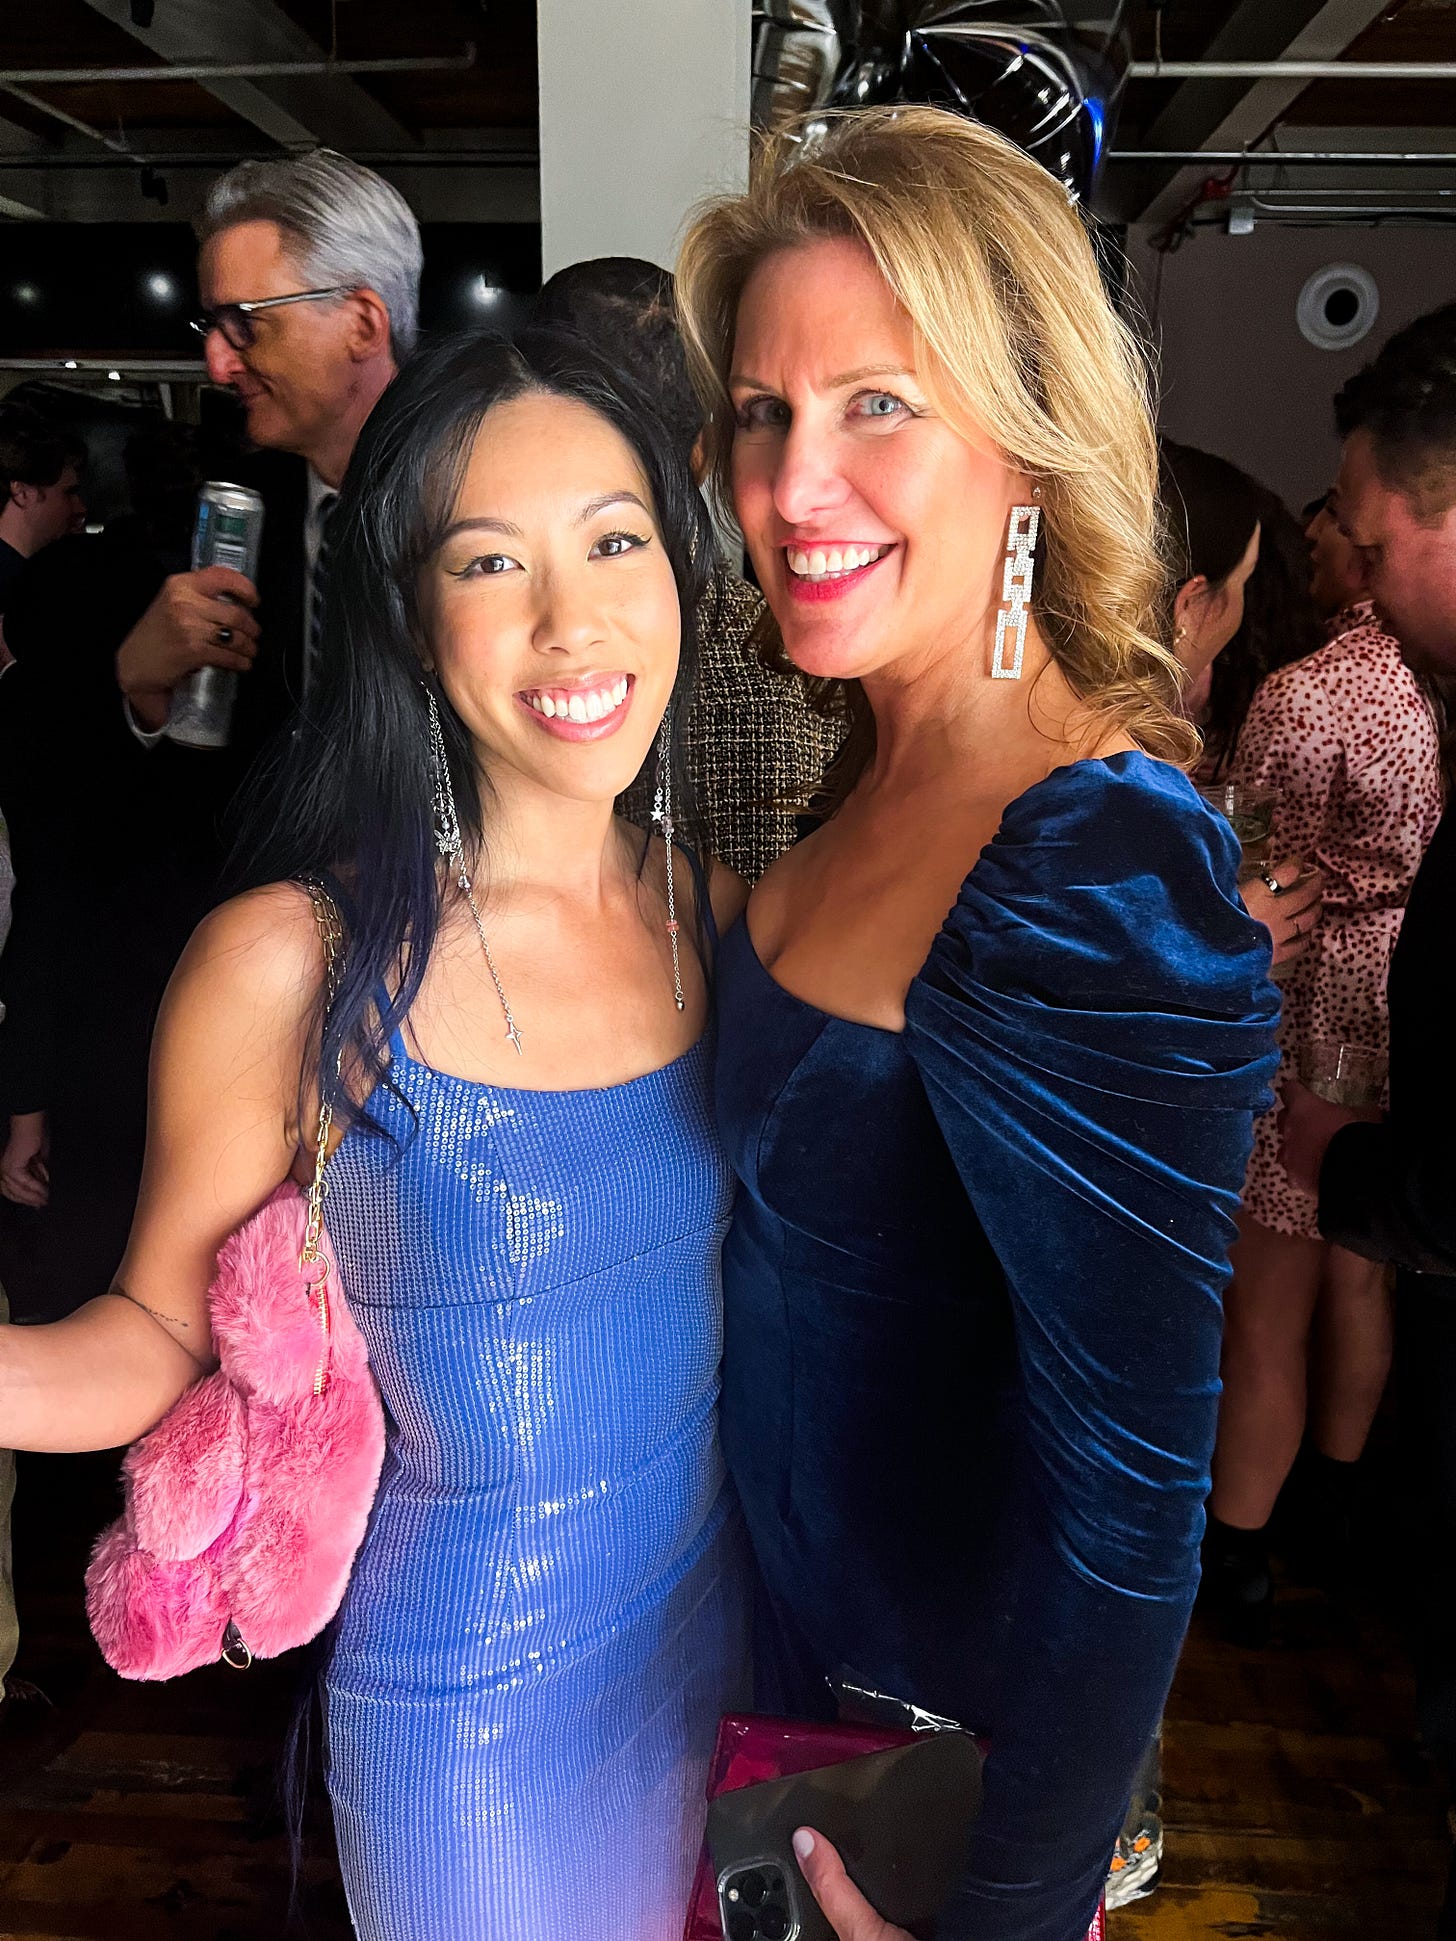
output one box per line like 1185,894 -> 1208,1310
1297,263 -> 1380,352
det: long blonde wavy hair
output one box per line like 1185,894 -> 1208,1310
675,106 -> 1196,782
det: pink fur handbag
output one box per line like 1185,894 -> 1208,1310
85,884 -> 385,1680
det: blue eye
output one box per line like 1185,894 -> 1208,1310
854,391 -> 909,422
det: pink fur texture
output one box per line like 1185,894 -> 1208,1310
86,1184 -> 385,1680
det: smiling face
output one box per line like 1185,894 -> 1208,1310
729,234 -> 1027,686
417,389 -> 682,809
199,220 -> 365,460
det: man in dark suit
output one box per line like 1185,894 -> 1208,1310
118,147 -> 420,757
1280,302 -> 1456,1932
0,149 -> 420,1313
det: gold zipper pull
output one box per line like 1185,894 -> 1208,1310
221,1621 -> 253,1670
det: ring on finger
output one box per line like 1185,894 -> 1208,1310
1259,865 -> 1286,896
215,625 -> 234,646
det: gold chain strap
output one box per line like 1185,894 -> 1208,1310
299,879 -> 344,1398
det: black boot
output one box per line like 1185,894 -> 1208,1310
1290,1447 -> 1362,1594
1200,1514 -> 1274,1647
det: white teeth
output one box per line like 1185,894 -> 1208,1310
786,543 -> 886,582
524,678 -> 631,722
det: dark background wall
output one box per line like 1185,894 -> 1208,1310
0,221 -> 542,357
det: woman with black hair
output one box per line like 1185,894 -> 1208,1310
1158,439 -> 1263,725
1197,485 -> 1325,782
0,331 -> 749,1940
1160,441 -> 1324,976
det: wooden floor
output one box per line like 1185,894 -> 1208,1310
0,1450 -> 1448,1940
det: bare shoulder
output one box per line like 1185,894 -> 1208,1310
165,881 -> 326,1047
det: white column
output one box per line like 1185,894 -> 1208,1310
537,0 -> 752,279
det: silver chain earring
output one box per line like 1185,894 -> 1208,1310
991,488 -> 1042,681
425,684 -> 524,1056
427,686 -> 463,861
651,709 -> 686,1014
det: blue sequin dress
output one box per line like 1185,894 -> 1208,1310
321,1026 -> 748,1941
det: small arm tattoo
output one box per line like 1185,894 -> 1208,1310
108,1283 -> 190,1331
106,1284 -> 210,1367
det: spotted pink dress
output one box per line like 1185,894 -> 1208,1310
1234,603 -> 1444,1238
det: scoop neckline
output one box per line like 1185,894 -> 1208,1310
734,750 -> 1165,1037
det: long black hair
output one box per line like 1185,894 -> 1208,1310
1201,485 -> 1323,777
230,326 -> 714,1134
1157,439 -> 1263,596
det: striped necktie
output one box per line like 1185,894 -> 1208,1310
306,491 -> 338,696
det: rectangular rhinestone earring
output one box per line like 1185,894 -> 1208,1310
991,493 -> 1042,681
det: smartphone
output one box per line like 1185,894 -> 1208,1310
708,1730 -> 983,1941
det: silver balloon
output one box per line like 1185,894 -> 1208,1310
752,1 -> 846,133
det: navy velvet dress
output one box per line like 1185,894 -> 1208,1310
715,753 -> 1280,1941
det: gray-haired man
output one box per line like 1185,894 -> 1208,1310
118,148 -> 421,739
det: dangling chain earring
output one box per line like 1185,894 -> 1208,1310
651,709 -> 686,1014
427,685 -> 524,1056
991,486 -> 1042,681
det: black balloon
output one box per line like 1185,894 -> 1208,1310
751,2 -> 847,132
753,1 -> 1130,204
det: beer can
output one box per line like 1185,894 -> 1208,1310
166,481 -> 266,750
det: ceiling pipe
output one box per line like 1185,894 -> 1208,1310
1129,61 -> 1456,81
1109,149 -> 1456,165
0,49 -> 476,86
0,146 -> 539,169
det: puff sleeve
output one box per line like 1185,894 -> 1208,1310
903,753 -> 1279,1940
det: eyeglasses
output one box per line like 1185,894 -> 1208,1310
189,284 -> 358,352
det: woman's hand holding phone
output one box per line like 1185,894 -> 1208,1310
792,1828 -> 914,1941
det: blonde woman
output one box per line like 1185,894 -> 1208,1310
678,109 -> 1279,1940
